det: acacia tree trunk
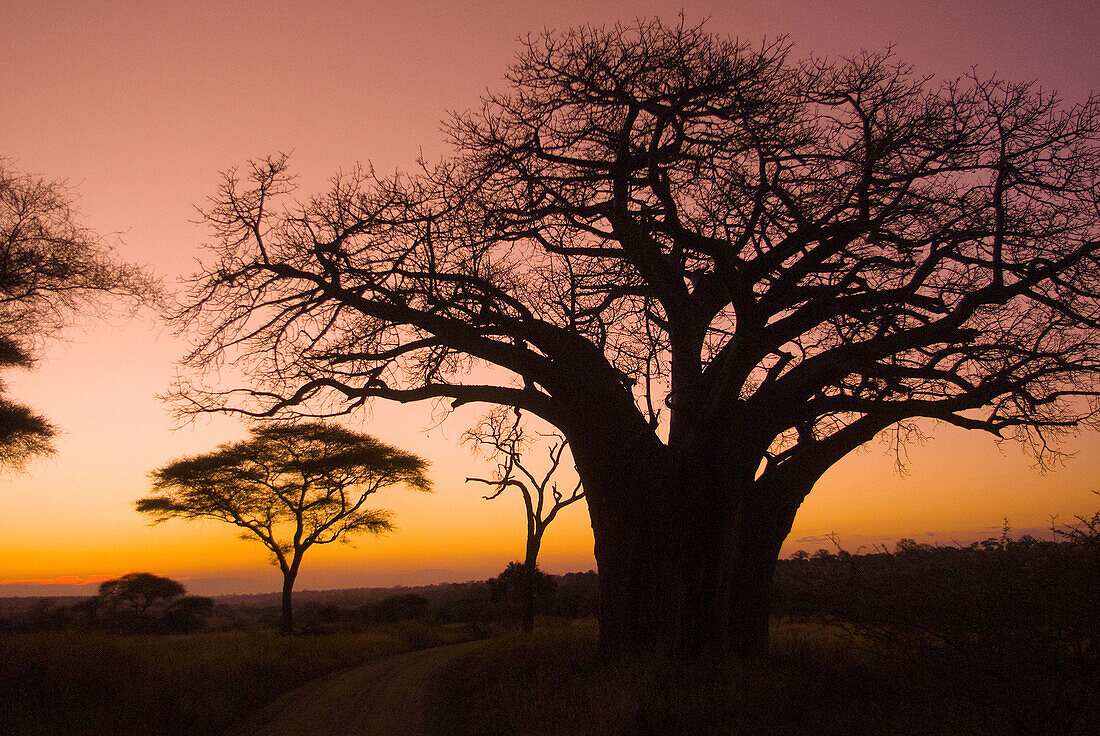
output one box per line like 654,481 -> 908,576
280,566 -> 299,635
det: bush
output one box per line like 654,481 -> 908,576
426,622 -> 953,736
162,597 -> 215,634
773,524 -> 1100,736
372,593 -> 431,623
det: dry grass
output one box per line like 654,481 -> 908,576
424,619 -> 1077,736
0,626 -> 444,735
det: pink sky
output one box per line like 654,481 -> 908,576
1,0 -> 1098,595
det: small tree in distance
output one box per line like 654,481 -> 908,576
137,422 -> 431,634
97,572 -> 186,632
464,409 -> 585,631
99,572 -> 186,614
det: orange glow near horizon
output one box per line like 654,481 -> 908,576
2,1 -> 1098,596
0,575 -> 114,588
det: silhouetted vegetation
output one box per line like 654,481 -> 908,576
0,162 -> 153,470
172,17 -> 1100,659
0,629 -> 441,736
0,574 -> 591,734
138,422 -> 431,634
2,520 -> 1098,734
465,409 -> 585,631
428,518 -> 1100,736
95,572 -> 186,633
486,561 -> 557,630
161,595 -> 216,634
772,519 -> 1100,735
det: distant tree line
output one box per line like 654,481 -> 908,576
7,507 -> 1098,653
0,571 -> 600,636
772,513 -> 1100,736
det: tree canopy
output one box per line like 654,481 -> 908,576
138,421 -> 430,633
98,572 -> 186,614
0,161 -> 154,468
171,20 -> 1100,657
0,337 -> 54,469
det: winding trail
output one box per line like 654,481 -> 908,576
230,639 -> 485,736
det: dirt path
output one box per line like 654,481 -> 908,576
230,639 -> 484,736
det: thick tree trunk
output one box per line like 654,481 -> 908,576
581,448 -> 799,660
583,463 -> 678,660
725,496 -> 799,657
561,385 -> 802,660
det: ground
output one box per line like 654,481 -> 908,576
230,640 -> 486,736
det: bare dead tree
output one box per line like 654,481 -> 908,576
171,20 -> 1100,658
464,408 -> 584,631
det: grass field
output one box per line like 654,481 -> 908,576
425,620 -> 1096,736
0,623 -> 468,736
3,527 -> 1096,735
425,621 -> 935,736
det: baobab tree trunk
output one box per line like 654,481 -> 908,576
723,494 -> 801,657
577,451 -> 678,659
562,389 -> 803,659
579,445 -> 800,660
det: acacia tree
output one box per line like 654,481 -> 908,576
0,338 -> 54,468
97,572 -> 186,632
137,422 -> 431,634
0,162 -> 153,468
464,409 -> 585,631
98,572 -> 186,614
172,21 -> 1100,658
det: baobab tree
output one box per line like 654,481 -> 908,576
464,408 -> 585,631
171,20 -> 1100,658
138,422 -> 431,634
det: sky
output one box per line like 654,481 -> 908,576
1,0 -> 1098,596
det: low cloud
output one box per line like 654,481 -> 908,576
794,535 -> 828,543
0,575 -> 113,587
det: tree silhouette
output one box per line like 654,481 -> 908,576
0,338 -> 54,469
171,20 -> 1100,657
464,409 -> 584,631
137,422 -> 430,634
0,161 -> 153,469
98,572 -> 186,614
162,595 -> 216,633
97,572 -> 186,631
